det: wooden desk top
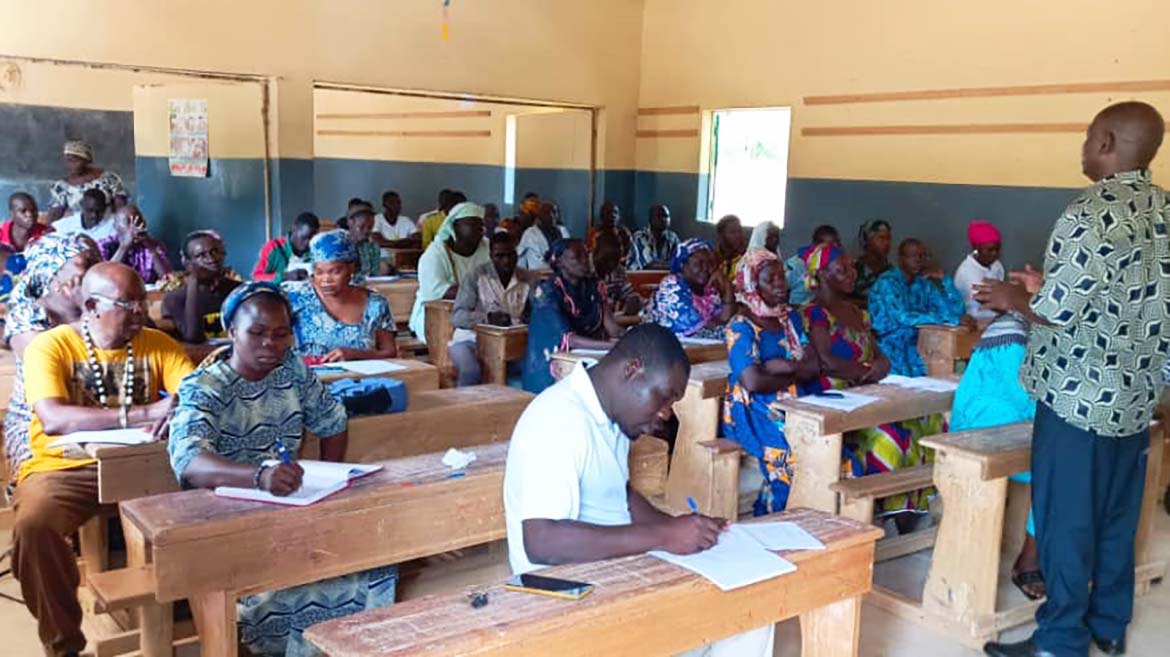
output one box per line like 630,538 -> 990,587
305,509 -> 883,657
920,422 -> 1031,481
552,341 -> 727,371
775,375 -> 960,435
312,358 -> 439,392
474,324 -> 528,338
121,442 -> 510,601
686,360 -> 731,399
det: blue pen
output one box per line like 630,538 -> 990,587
275,439 -> 293,465
686,497 -> 699,514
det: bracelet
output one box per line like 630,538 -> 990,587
254,463 -> 271,490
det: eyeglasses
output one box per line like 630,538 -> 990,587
91,293 -> 148,314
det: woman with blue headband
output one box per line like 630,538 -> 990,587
284,229 -> 398,364
168,282 -> 397,657
648,238 -> 735,340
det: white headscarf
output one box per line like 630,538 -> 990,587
747,221 -> 781,257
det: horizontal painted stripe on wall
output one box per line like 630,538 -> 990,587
630,172 -> 1080,272
134,156 -> 268,276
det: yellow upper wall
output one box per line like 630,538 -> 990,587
638,0 -> 1170,188
0,0 -> 644,165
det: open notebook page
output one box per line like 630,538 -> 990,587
214,460 -> 382,507
648,525 -> 796,591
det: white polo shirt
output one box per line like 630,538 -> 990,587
504,363 -> 632,574
374,213 -> 418,240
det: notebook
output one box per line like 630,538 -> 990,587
214,460 -> 382,506
678,336 -> 724,346
312,360 -> 406,376
48,428 -> 154,449
649,525 -> 797,591
798,390 -> 879,412
881,375 -> 958,393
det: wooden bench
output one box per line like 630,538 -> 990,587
776,376 -> 958,514
864,421 -> 1167,648
475,324 -> 527,385
423,300 -> 455,386
118,443 -> 513,657
368,278 -> 419,331
917,324 -> 978,376
627,269 -> 670,299
306,509 -> 882,657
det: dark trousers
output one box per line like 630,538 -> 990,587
1031,402 -> 1148,656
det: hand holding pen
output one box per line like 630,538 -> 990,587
263,439 -> 305,496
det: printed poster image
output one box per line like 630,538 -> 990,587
169,99 -> 209,177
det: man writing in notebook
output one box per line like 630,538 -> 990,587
504,324 -> 775,656
9,262 -> 193,657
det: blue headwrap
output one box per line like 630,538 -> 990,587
309,229 -> 357,264
220,281 -> 290,332
546,237 -> 579,267
670,238 -> 714,274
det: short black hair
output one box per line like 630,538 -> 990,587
898,237 -> 924,255
293,212 -> 319,232
605,323 -> 690,379
489,231 -> 515,248
523,192 -> 539,200
183,229 -> 222,256
811,224 -> 839,243
449,190 -> 467,205
8,192 -> 34,208
347,197 -> 367,207
382,190 -> 400,202
716,214 -> 741,234
81,188 -> 108,205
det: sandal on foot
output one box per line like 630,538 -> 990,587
1011,569 -> 1046,601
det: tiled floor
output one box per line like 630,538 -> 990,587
1,513 -> 1167,656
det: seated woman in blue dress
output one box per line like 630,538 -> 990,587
721,249 -> 821,515
868,238 -> 966,375
283,230 -> 398,364
950,310 -> 1043,599
649,238 -> 735,341
168,282 -> 397,657
521,238 -> 623,393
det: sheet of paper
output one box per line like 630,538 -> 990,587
732,522 -> 825,551
880,375 -> 958,393
570,349 -> 610,357
364,275 -> 402,283
649,526 -> 797,591
337,360 -> 406,375
214,461 -> 382,506
678,336 -> 724,346
798,391 -> 879,412
48,428 -> 154,449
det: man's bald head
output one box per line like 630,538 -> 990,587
1083,101 -> 1165,180
82,261 -> 146,302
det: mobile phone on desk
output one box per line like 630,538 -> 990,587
505,573 -> 594,601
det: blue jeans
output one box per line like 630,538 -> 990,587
1030,402 -> 1148,656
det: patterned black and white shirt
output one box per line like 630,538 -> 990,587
1024,169 -> 1170,437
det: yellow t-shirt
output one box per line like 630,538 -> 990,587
19,326 -> 195,481
419,210 -> 446,250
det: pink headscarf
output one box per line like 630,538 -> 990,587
967,220 -> 1001,248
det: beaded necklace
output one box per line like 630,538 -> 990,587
81,319 -> 135,428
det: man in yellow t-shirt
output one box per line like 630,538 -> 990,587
419,189 -> 464,249
10,262 -> 193,657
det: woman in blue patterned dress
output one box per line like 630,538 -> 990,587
868,238 -> 966,375
283,230 -> 398,364
521,238 -> 623,393
168,282 -> 397,657
2,233 -> 102,493
649,238 -> 735,341
721,249 -> 821,515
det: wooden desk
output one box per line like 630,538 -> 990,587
423,300 -> 455,386
306,509 -> 882,657
662,361 -> 735,518
863,422 -> 1167,647
474,324 -> 527,385
311,358 -> 440,393
917,324 -> 978,376
627,269 -> 670,299
367,279 -> 419,329
550,341 -> 728,381
776,377 -> 958,514
120,443 -> 511,657
381,247 -> 421,271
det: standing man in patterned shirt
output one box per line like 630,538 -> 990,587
978,101 -> 1169,657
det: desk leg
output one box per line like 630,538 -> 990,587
122,515 -> 174,657
800,595 -> 861,657
78,515 -> 108,575
787,413 -> 841,514
1135,425 -> 1165,594
664,387 -> 728,517
921,453 -> 1006,638
191,589 -> 238,657
476,335 -> 507,385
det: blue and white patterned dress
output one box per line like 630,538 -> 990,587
867,269 -> 964,376
168,350 -> 397,657
282,281 -> 395,360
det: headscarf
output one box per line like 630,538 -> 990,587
220,281 -> 290,332
434,201 -> 485,246
63,140 -> 94,162
309,229 -> 357,264
670,238 -> 713,274
967,220 -> 1001,249
858,219 -> 891,250
735,250 -> 787,318
747,221 -> 781,256
801,242 -> 845,290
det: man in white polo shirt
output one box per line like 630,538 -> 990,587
503,324 -> 775,656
